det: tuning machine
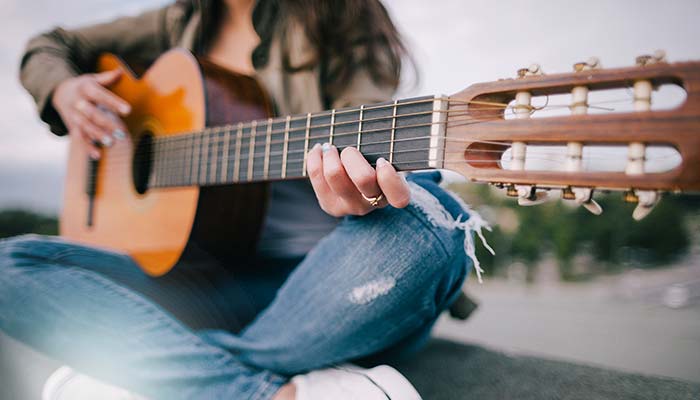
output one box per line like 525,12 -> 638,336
507,64 -> 547,207
573,57 -> 600,72
515,185 -> 549,206
516,63 -> 543,78
562,187 -> 603,215
635,50 -> 667,67
561,59 -> 603,216
624,190 -> 661,221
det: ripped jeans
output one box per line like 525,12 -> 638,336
0,172 -> 487,400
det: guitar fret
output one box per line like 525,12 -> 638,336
157,138 -> 163,186
282,115 -> 290,178
190,136 -> 196,184
164,138 -> 170,186
200,132 -> 209,184
174,137 -> 181,186
389,99 -> 398,163
176,138 -> 181,185
357,104 -> 364,150
302,112 -> 311,177
233,122 -> 243,182
263,118 -> 272,179
154,139 -> 161,187
247,120 -> 257,181
210,129 -> 218,184
173,137 -> 184,186
192,134 -> 200,184
221,128 -> 230,182
329,109 -> 336,145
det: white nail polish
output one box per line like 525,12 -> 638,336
322,143 -> 331,153
113,129 -> 126,140
101,136 -> 113,147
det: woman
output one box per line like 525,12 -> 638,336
1,0 -> 480,398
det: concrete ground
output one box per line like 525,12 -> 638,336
434,260 -> 700,384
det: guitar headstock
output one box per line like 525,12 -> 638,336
443,51 -> 700,220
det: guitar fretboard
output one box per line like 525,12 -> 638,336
150,95 -> 446,188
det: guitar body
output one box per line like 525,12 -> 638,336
60,50 -> 272,276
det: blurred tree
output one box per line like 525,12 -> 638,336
451,183 -> 698,281
0,209 -> 58,239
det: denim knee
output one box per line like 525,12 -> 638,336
0,234 -> 49,266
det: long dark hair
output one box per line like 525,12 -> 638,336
193,0 -> 409,100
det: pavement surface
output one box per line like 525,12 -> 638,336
434,261 -> 700,384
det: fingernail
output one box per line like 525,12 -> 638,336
312,143 -> 321,151
321,143 -> 331,153
113,129 -> 126,140
101,135 -> 114,147
120,104 -> 131,114
376,157 -> 388,167
90,151 -> 101,160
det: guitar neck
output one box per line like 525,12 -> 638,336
150,95 -> 447,188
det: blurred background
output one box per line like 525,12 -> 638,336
1,0 -> 699,390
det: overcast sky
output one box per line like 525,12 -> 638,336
1,0 -> 699,213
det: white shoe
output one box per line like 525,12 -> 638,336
292,364 -> 422,400
42,366 -> 146,400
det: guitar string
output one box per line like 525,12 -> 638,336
118,90 -> 636,162
147,95 -> 632,147
112,137 -> 669,172
100,111 -> 497,165
150,155 -> 669,187
134,140 -> 679,186
150,144 -> 675,175
100,95 -> 639,166
108,106 -> 499,162
101,89 -> 637,163
103,123 -> 663,177
103,128 -> 678,181
99,94 -> 671,182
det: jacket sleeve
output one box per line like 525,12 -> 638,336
19,3 -> 189,135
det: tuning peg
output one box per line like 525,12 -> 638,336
516,185 -> 549,206
636,50 -> 667,66
632,190 -> 660,221
563,187 -> 603,215
518,192 -> 549,206
573,188 -> 603,215
516,63 -> 543,78
573,57 -> 600,72
582,200 -> 603,215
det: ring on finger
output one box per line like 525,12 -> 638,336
361,192 -> 384,207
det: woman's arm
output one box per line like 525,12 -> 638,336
19,3 -> 189,136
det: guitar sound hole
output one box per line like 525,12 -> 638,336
132,132 -> 153,195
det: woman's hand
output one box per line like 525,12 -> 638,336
51,69 -> 131,159
306,143 -> 411,217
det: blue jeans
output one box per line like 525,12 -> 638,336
0,174 -> 474,399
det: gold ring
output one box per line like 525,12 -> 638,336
361,192 -> 384,207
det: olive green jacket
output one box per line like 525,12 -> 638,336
20,1 -> 395,136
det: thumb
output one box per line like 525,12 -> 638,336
93,68 -> 122,86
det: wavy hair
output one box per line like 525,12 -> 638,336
192,0 -> 410,100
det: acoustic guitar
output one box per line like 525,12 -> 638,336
60,49 -> 700,276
